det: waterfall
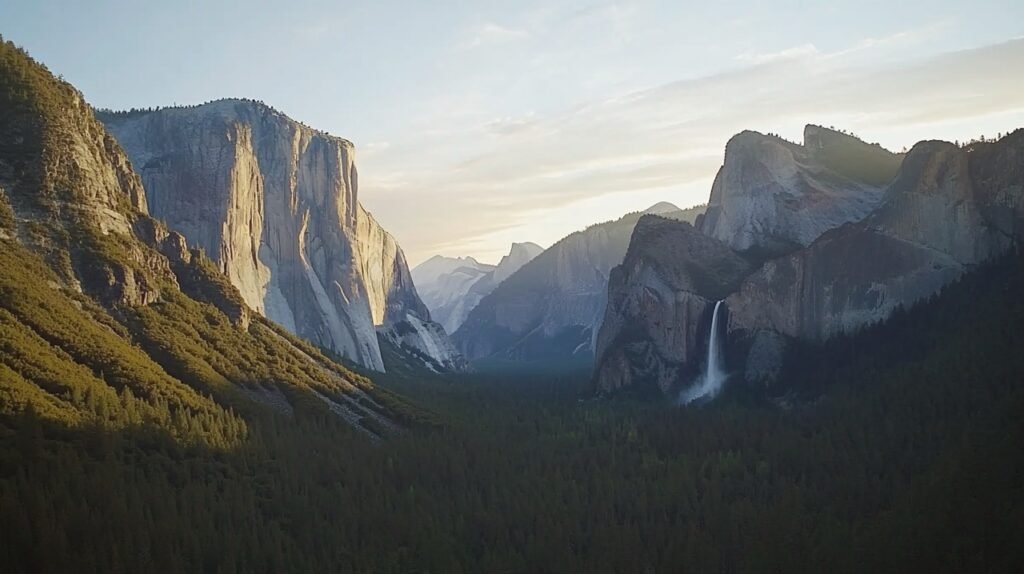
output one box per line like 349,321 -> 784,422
680,300 -> 727,404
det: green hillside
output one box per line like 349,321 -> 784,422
0,37 -> 420,447
1,34 -> 1022,574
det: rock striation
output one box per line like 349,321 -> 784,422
454,204 -> 705,362
594,216 -> 752,394
727,135 -> 1024,343
0,40 -> 410,439
101,101 -> 463,372
594,126 -> 1024,395
698,125 -> 902,256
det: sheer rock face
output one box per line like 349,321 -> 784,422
0,80 -> 173,308
593,216 -> 752,394
727,136 -> 1024,343
594,129 -> 1024,395
102,101 -> 463,372
698,125 -> 901,256
412,243 -> 543,334
454,205 -> 705,362
492,242 -> 544,284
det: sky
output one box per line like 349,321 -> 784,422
2,1 -> 1023,265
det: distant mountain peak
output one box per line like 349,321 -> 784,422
507,241 -> 544,257
101,95 -> 462,372
642,201 -> 682,215
492,242 -> 544,285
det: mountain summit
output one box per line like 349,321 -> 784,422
642,201 -> 682,215
595,127 -> 1024,395
100,100 -> 464,372
698,125 -> 902,257
0,39 -> 411,440
454,204 -> 705,362
413,242 -> 544,334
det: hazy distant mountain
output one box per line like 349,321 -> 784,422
413,243 -> 543,333
453,203 -> 704,363
492,242 -> 544,284
5,36 -> 1024,574
413,255 -> 494,288
642,201 -> 685,216
100,100 -> 464,373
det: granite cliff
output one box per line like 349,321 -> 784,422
727,134 -> 1024,380
698,125 -> 902,256
593,216 -> 752,394
0,40 -> 411,439
101,101 -> 463,372
454,204 -> 704,362
595,126 -> 1024,395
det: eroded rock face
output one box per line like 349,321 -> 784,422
698,125 -> 901,256
728,136 -> 1024,344
492,242 -> 543,284
0,82 -> 176,308
593,216 -> 752,394
454,204 -> 705,362
102,100 -> 462,372
595,129 -> 1024,396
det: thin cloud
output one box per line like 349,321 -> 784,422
484,114 -> 539,136
735,43 -> 819,65
361,37 -> 1024,264
459,22 -> 530,49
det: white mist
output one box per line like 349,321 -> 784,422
680,300 -> 727,404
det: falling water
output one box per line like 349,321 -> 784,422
680,300 -> 727,404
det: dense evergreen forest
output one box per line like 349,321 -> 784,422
2,248 -> 1023,572
2,33 -> 1022,574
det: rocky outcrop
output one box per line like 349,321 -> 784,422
492,242 -> 544,284
454,203 -> 705,362
698,125 -> 902,257
0,55 -> 176,309
101,101 -> 463,372
593,216 -> 753,394
595,127 -> 1024,396
413,243 -> 543,333
727,135 -> 1024,344
379,312 -> 467,373
0,41 -> 412,439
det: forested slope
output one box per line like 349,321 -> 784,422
0,38 -> 420,445
2,244 -> 1021,572
1,34 -> 1022,574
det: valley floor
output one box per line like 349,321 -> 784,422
3,254 -> 1024,573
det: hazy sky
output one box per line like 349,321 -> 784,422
3,1 -> 1023,264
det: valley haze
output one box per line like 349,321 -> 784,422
1,1 -> 1023,572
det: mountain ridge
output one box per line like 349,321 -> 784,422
0,38 -> 417,441
595,126 -> 1024,395
697,124 -> 902,257
413,242 -> 544,333
100,98 -> 464,373
454,203 -> 706,362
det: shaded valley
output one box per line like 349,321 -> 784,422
1,28 -> 1023,574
